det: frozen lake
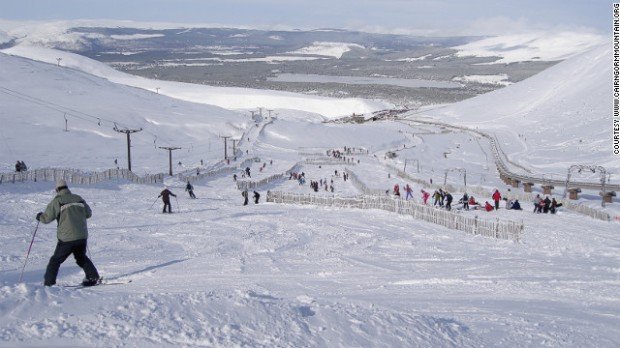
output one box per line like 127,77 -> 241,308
268,73 -> 462,89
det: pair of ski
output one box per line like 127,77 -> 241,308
61,278 -> 132,289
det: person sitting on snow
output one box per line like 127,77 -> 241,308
484,201 -> 494,212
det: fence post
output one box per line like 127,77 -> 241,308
474,216 -> 478,235
495,218 -> 500,239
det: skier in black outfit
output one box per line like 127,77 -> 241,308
543,196 -> 551,213
242,190 -> 249,205
185,181 -> 196,199
253,191 -> 260,204
461,193 -> 469,210
550,198 -> 561,214
445,192 -> 453,211
158,188 -> 177,213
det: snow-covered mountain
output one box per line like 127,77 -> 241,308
1,45 -> 392,119
452,31 -> 605,63
423,43 -> 615,175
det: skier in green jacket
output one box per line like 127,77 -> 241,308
36,179 -> 100,286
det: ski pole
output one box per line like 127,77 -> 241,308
19,220 -> 40,283
149,197 -> 159,210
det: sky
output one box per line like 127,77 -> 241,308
0,0 -> 611,36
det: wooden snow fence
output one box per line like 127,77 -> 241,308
345,169 -> 389,196
236,163 -> 302,191
178,158 -> 258,184
560,200 -> 611,221
267,191 -> 523,242
0,168 -> 164,186
305,157 -> 356,166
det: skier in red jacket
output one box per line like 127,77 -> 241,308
492,189 -> 502,210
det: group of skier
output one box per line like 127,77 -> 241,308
241,189 -> 260,205
154,182 -> 196,214
390,184 -> 558,214
533,194 -> 562,214
327,148 -> 360,164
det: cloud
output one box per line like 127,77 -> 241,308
461,16 -> 602,36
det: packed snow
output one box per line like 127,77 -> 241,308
0,32 -> 619,348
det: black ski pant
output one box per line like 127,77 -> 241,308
163,200 -> 172,213
188,190 -> 196,199
44,239 -> 99,285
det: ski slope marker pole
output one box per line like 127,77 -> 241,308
19,220 -> 40,283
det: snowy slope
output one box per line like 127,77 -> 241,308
422,43 -> 616,175
1,168 -> 619,347
0,27 -> 619,348
453,31 -> 605,64
1,45 -> 392,119
0,53 -> 249,174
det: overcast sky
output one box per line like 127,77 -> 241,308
1,0 -> 610,35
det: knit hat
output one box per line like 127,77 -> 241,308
56,179 -> 68,189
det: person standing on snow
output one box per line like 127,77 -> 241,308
421,190 -> 430,205
253,191 -> 260,204
185,181 -> 196,199
36,179 -> 100,287
461,193 -> 469,210
433,190 -> 441,206
445,192 -> 453,211
543,196 -> 552,213
492,189 -> 502,210
158,187 -> 177,213
242,189 -> 249,205
405,184 -> 413,200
